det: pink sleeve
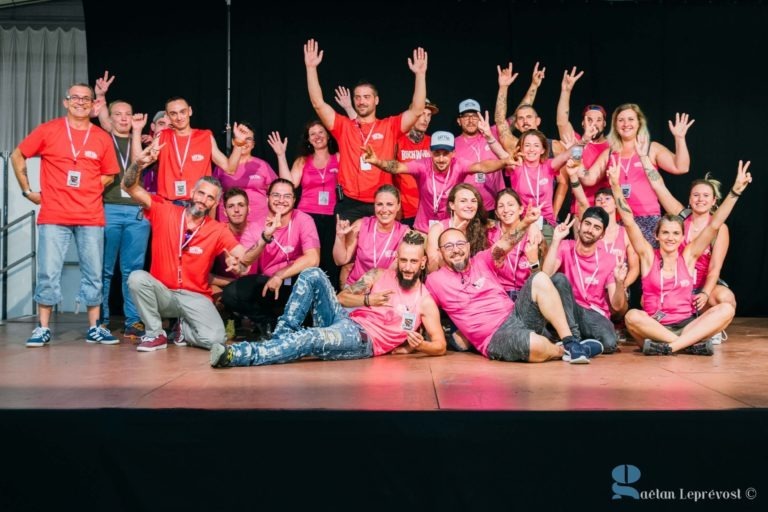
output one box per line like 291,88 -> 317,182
298,213 -> 321,250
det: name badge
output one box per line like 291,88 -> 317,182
474,172 -> 486,184
359,155 -> 372,171
652,310 -> 666,322
429,219 -> 440,229
120,188 -> 131,198
535,217 -> 544,230
175,180 -> 187,197
401,311 -> 416,331
621,183 -> 631,198
318,191 -> 330,206
67,170 -> 81,188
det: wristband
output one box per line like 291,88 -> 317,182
22,189 -> 33,197
364,293 -> 370,307
485,138 -> 497,145
232,139 -> 246,148
261,231 -> 273,244
529,261 -> 540,271
569,180 -> 582,188
729,188 -> 741,198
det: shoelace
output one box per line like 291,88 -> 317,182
31,327 -> 49,338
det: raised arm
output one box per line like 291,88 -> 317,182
334,86 -> 357,120
93,70 -> 115,131
476,110 -> 509,159
696,224 -> 729,311
652,112 -> 695,175
130,113 -> 149,163
542,214 -> 573,275
636,135 -> 685,215
491,203 -> 540,266
211,122 -> 247,173
266,131 -> 297,185
332,216 -> 359,265
363,145 -> 408,174
304,39 -> 337,130
685,161 -> 751,264
122,142 -> 162,209
606,253 -> 629,314
581,148 -> 610,187
556,67 -> 584,142
518,62 -> 545,109
400,47 -> 428,133
607,163 -> 655,268
494,62 -> 519,156
563,158 -> 589,218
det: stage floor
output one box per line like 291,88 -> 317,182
1,314 -> 766,411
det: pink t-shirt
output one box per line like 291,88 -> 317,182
681,215 -> 713,290
241,209 -> 320,277
405,157 -> 470,233
351,270 -> 429,356
507,159 -> 558,225
426,250 -> 513,356
487,225 -> 534,292
612,152 -> 660,216
642,251 -> 695,325
297,153 -> 339,215
570,137 -> 610,215
212,225 -> 259,278
556,240 -> 615,318
347,216 -> 410,285
213,157 -> 277,223
602,226 -> 628,262
454,133 -> 505,211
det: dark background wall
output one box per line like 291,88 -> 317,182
83,0 -> 767,316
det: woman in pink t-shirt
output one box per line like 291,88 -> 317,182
268,121 -> 341,288
643,169 -> 736,343
425,183 -> 491,273
213,121 -> 277,224
607,160 -> 751,356
333,185 -> 408,287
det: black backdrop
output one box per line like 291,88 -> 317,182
83,0 -> 767,316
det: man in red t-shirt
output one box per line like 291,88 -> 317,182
304,39 -> 428,223
12,83 -> 121,347
121,147 -> 267,353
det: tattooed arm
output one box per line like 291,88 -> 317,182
495,63 -> 519,157
607,163 -> 654,269
121,143 -> 159,209
362,144 -> 409,174
640,154 -> 685,216
337,268 -> 384,307
490,204 -> 541,266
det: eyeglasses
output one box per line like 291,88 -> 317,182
66,95 -> 93,104
270,193 -> 294,200
459,112 -> 479,119
439,240 -> 469,251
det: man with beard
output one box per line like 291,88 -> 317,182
221,179 -> 321,337
425,208 -> 603,364
210,231 -> 446,367
303,39 -> 428,223
121,146 -> 262,352
542,207 -> 628,355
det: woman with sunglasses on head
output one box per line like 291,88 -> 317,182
268,123 -> 341,288
212,121 -> 277,224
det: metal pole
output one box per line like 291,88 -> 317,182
1,150 -> 8,323
225,0 -> 232,151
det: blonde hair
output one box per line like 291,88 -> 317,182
690,172 -> 723,213
607,103 -> 650,153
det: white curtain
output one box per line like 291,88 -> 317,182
0,26 -> 89,151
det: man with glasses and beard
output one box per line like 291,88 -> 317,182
121,145 -> 263,353
211,231 -> 445,367
425,205 -> 603,364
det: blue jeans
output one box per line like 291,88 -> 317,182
228,267 -> 373,366
102,204 -> 150,326
35,224 -> 103,307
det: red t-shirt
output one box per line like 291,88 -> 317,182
157,128 -> 214,200
145,197 -> 239,298
330,114 -> 402,202
18,117 -> 119,226
395,133 -> 431,219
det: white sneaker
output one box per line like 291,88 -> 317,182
710,331 -> 727,345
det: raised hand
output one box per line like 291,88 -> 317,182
531,61 -> 546,88
560,130 -> 578,150
668,112 -> 695,138
136,141 -> 164,167
336,214 -> 353,236
582,122 -> 599,142
223,248 -> 242,275
334,86 -> 352,110
522,201 -> 542,225
565,158 -> 582,179
606,163 -> 621,187
267,131 -> 287,157
131,113 -> 148,133
477,110 -> 492,137
553,213 -> 575,242
94,70 -> 115,97
524,232 -> 540,262
408,47 -> 428,74
635,133 -> 651,157
614,253 -> 628,283
369,289 -> 394,307
497,62 -> 519,87
361,144 -> 378,164
264,211 -> 282,239
304,38 -> 324,68
561,66 -> 583,92
732,160 -> 752,194
232,122 -> 249,145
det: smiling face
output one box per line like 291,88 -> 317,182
520,133 -> 546,164
307,123 -> 329,151
449,188 -> 479,222
514,106 -> 541,133
353,85 -> 379,118
374,190 -> 400,226
655,217 -> 684,254
438,229 -> 470,272
267,181 -> 296,216
166,99 -> 192,131
457,111 -> 480,136
64,85 -> 95,121
615,108 -> 639,141
495,191 -> 522,227
431,149 -> 454,172
689,183 -> 716,215
577,216 -> 606,247
224,193 -> 249,227
188,181 -> 221,218
109,101 -> 133,136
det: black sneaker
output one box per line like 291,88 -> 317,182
642,339 -> 672,356
210,344 -> 234,368
682,340 -> 714,356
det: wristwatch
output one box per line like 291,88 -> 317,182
22,189 -> 33,197
261,231 -> 273,244
529,261 -> 540,271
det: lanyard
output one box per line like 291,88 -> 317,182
372,221 -> 396,267
522,163 -> 541,206
573,245 -> 600,302
111,133 -> 131,171
430,162 -> 453,214
395,280 -> 423,312
462,135 -> 483,162
616,151 -> 633,179
177,211 -> 205,284
357,121 -> 377,146
64,119 -> 92,165
173,132 -> 192,174
273,217 -> 294,264
505,229 -> 525,288
659,257 -> 678,308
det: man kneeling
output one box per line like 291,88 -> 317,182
211,231 -> 446,367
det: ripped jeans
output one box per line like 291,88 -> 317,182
227,267 -> 373,366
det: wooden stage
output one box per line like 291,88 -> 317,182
2,314 -> 767,511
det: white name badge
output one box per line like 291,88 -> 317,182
401,311 -> 416,331
429,219 -> 440,228
359,155 -> 372,171
120,188 -> 131,198
474,173 -> 486,184
318,191 -> 330,206
175,180 -> 187,197
621,183 -> 631,198
67,170 -> 81,188
536,216 -> 544,230
652,310 -> 666,322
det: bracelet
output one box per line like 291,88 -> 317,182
364,293 -> 370,307
232,139 -> 246,148
261,231 -> 273,244
700,291 -> 710,299
729,188 -> 741,198
485,138 -> 497,145
22,189 -> 33,197
569,180 -> 582,188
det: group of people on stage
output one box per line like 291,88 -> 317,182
11,39 -> 752,369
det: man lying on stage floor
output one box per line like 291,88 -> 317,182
210,231 -> 446,367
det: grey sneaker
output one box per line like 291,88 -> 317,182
210,343 -> 234,368
683,340 -> 714,356
642,339 -> 672,356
